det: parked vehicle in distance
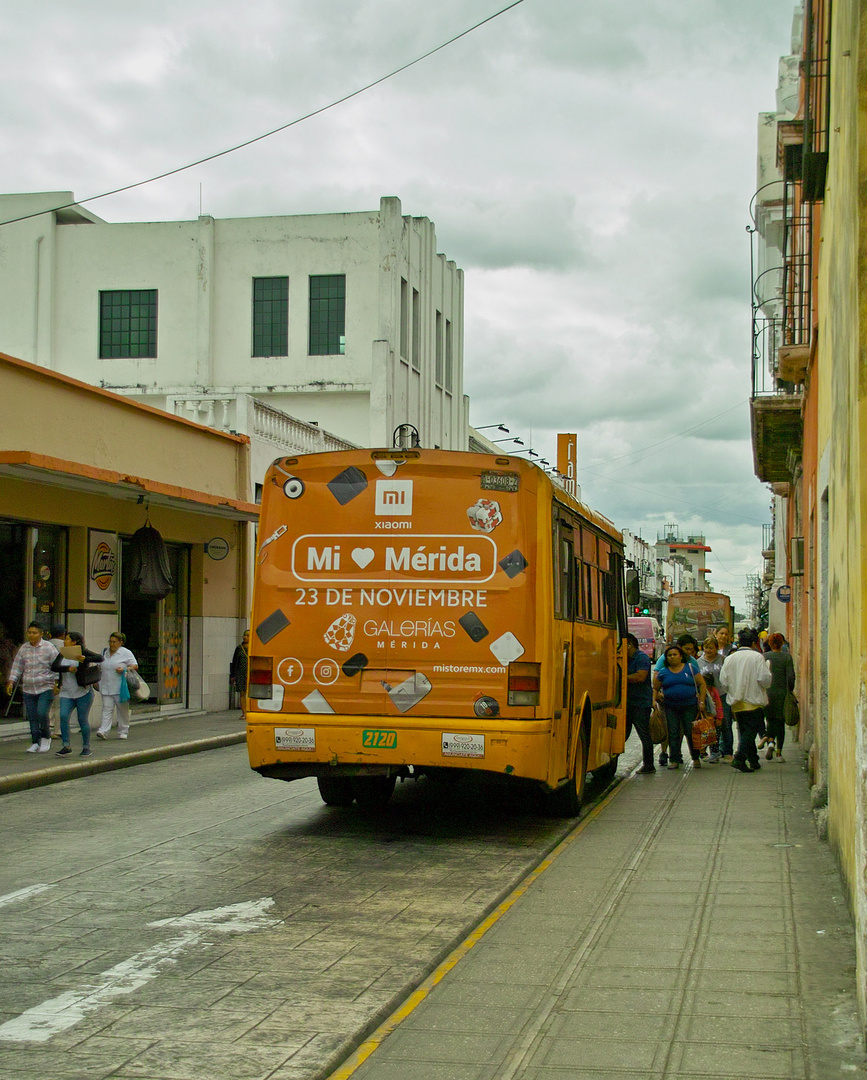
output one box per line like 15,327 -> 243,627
245,448 -> 629,814
628,616 -> 664,659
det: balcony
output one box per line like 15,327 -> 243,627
751,393 -> 802,483
165,393 -> 356,455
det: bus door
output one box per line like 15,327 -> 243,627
555,516 -> 579,779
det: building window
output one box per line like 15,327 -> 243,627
411,288 -> 421,370
99,290 -> 157,359
309,274 -> 345,355
435,310 -> 443,385
444,317 -> 453,391
400,277 -> 409,361
252,277 -> 288,357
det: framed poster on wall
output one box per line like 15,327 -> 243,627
88,529 -> 118,603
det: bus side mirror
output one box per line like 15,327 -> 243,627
625,569 -> 639,607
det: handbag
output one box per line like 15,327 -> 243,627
648,705 -> 667,745
125,668 -> 150,701
76,663 -> 102,688
692,715 -> 716,751
784,691 -> 800,727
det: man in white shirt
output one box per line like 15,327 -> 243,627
719,629 -> 772,773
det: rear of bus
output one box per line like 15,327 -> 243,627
245,449 -> 613,806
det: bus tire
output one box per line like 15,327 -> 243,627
352,775 -> 396,809
547,733 -> 588,817
317,775 -> 355,807
592,755 -> 619,784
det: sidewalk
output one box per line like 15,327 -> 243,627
345,751 -> 867,1080
0,709 -> 245,795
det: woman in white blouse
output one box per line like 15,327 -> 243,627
96,631 -> 139,740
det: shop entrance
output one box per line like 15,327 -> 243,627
120,541 -> 190,709
0,521 -> 67,720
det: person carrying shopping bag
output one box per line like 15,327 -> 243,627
95,632 -> 139,740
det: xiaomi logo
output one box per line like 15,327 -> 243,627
375,479 -> 413,516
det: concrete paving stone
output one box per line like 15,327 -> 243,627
684,990 -> 797,1019
570,965 -> 684,991
546,1009 -> 671,1040
402,1002 -> 530,1035
430,980 -> 547,1010
443,947 -> 570,985
0,1039 -> 156,1077
558,986 -> 677,1015
506,1070 -> 653,1080
371,1028 -> 511,1065
698,944 -> 794,973
249,999 -> 384,1033
94,1004 -> 264,1042
128,975 -> 258,1009
677,1041 -> 806,1078
692,967 -> 797,994
354,1061 -> 488,1080
112,1039 -> 299,1080
683,1014 -> 802,1044
531,1034 -> 661,1070
595,946 -> 692,970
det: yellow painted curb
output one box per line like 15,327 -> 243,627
326,775 -> 630,1080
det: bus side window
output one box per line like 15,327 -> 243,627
573,555 -> 584,621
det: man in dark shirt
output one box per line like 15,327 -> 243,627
626,633 -> 655,773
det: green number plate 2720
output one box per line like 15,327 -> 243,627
362,730 -> 397,749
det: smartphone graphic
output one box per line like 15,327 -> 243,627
459,611 -> 489,642
387,673 -> 432,713
341,652 -> 369,678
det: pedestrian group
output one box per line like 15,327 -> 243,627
6,624 -> 139,755
626,624 -> 794,775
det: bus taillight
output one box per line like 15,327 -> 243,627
248,655 -> 273,699
508,662 -> 541,706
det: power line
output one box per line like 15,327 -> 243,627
579,399 -> 748,476
0,0 -> 528,229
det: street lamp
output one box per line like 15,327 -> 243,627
493,437 -> 523,446
474,424 -> 509,433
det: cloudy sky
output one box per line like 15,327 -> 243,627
1,0 -> 797,611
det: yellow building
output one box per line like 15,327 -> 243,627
0,351 -> 258,725
751,0 -> 867,1029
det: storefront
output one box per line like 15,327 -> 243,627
0,352 -> 258,727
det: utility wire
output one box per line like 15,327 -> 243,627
579,399 -> 748,475
0,0 -> 528,229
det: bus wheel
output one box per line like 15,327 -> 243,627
352,775 -> 396,809
592,755 -> 619,784
547,736 -> 588,817
317,776 -> 355,807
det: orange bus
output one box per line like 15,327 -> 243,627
246,448 -> 628,814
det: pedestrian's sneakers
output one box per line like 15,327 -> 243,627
38,738 -> 51,752
721,755 -> 734,762
707,751 -> 722,763
731,759 -> 751,773
26,742 -> 40,753
118,733 -> 128,740
658,753 -> 669,767
775,752 -> 785,762
80,748 -> 92,757
95,731 -> 108,740
55,746 -> 73,757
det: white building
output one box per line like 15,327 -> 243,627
0,192 -> 466,472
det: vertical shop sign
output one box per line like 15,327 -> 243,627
88,530 -> 118,603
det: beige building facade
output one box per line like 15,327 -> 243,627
0,351 -> 258,728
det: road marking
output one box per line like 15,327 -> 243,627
326,779 -> 631,1080
0,897 -> 278,1043
0,884 -> 55,908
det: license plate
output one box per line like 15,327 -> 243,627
275,727 -> 315,751
442,733 -> 485,758
362,729 -> 398,749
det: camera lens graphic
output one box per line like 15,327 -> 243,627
283,476 -> 305,499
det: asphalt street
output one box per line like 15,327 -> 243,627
0,741 -> 626,1079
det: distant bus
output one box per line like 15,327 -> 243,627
245,448 -> 629,814
666,592 -> 732,645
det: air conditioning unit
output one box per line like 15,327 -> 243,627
790,536 -> 805,576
